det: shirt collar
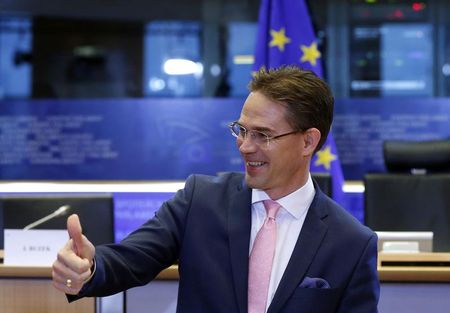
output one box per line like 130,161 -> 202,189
251,174 -> 315,219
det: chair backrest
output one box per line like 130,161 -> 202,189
311,173 -> 332,198
364,173 -> 450,252
383,139 -> 450,173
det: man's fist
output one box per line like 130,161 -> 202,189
52,214 -> 95,295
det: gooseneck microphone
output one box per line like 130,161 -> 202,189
23,205 -> 71,230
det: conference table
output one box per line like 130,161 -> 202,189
0,249 -> 176,313
0,256 -> 95,313
1,252 -> 450,313
377,252 -> 450,312
126,253 -> 450,313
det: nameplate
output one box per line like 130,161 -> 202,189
382,241 -> 420,254
4,229 -> 68,266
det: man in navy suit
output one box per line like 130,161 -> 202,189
52,66 -> 379,312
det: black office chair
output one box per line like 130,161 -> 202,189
383,139 -> 450,174
364,139 -> 450,252
311,173 -> 332,198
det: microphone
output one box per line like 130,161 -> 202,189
23,205 -> 71,230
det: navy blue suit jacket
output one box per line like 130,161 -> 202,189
77,172 -> 379,312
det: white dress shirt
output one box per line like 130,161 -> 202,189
250,174 -> 316,312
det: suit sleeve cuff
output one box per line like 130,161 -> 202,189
66,258 -> 97,302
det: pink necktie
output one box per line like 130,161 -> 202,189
248,200 -> 281,313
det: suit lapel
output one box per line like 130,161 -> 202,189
268,195 -> 329,313
228,177 -> 252,313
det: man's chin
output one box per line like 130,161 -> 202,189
244,173 -> 263,189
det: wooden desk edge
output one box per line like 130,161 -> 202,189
155,265 -> 179,280
378,252 -> 450,282
378,252 -> 450,262
378,267 -> 450,282
0,265 -> 52,277
3,251 -> 450,282
0,263 -> 179,280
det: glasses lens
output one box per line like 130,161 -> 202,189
229,123 -> 270,146
252,130 -> 270,146
230,122 -> 242,138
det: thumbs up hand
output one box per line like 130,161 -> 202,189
52,214 -> 95,295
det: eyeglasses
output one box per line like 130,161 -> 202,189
228,121 -> 300,147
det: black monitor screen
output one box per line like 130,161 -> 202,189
0,193 -> 114,249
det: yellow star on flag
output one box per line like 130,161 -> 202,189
300,42 -> 321,66
269,28 -> 291,51
314,145 -> 337,171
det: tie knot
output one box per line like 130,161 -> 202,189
263,200 -> 281,219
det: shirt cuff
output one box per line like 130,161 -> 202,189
84,257 -> 97,284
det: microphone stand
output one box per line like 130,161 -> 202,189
23,205 -> 71,230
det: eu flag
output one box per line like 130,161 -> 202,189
253,0 -> 345,205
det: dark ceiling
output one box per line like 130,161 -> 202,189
0,0 -> 260,22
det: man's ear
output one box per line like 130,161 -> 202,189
302,128 -> 321,156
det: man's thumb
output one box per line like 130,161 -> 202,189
67,214 -> 83,255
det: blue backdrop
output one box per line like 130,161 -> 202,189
0,98 -> 448,180
0,98 -> 243,180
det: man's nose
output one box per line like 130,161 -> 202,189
238,134 -> 258,153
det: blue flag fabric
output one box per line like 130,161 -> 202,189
253,0 -> 345,205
